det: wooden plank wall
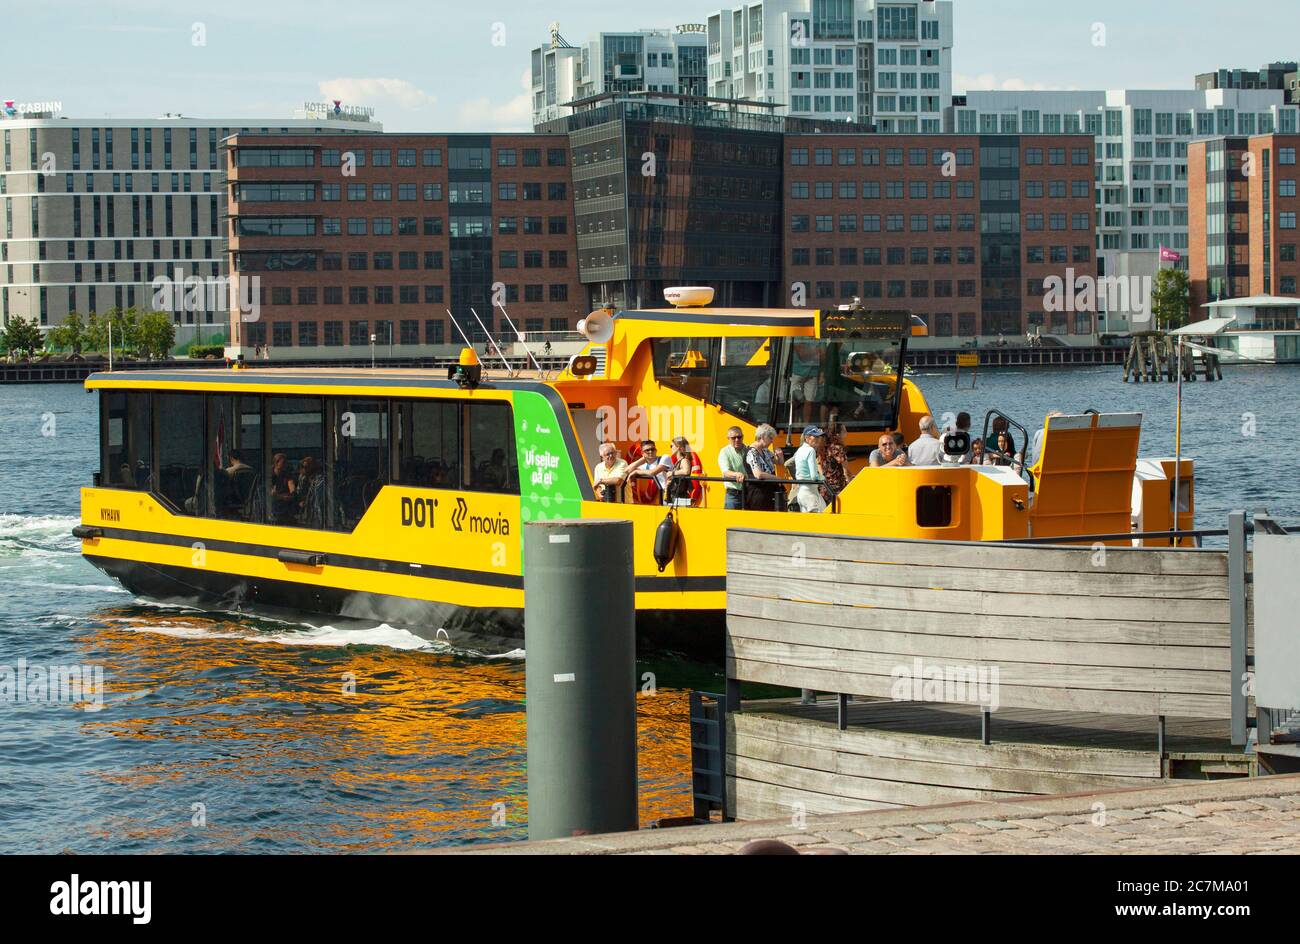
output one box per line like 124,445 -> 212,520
725,710 -> 1166,819
726,530 -> 1234,719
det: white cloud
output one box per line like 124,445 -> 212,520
954,72 -> 1075,94
455,68 -> 532,132
317,77 -> 436,111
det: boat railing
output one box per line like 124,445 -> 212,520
672,474 -> 841,513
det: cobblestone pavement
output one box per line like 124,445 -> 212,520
443,773 -> 1300,855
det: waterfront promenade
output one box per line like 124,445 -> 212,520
445,772 -> 1300,855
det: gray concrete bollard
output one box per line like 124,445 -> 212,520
524,518 -> 638,841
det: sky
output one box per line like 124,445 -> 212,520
3,1 -> 1299,133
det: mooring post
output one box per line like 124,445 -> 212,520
524,518 -> 638,841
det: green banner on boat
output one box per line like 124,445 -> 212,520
513,391 -> 584,558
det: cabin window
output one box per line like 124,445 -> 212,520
205,394 -> 264,522
395,400 -> 459,488
102,391 -> 152,490
155,393 -> 205,515
98,390 -> 523,529
332,399 -> 390,529
465,403 -> 518,494
773,337 -> 903,432
393,399 -> 519,494
652,338 -> 718,404
268,397 -> 326,528
713,337 -> 775,425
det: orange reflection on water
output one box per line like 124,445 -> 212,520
75,609 -> 693,850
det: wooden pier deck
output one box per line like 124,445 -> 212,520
441,772 -> 1300,855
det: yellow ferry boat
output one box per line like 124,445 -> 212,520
75,290 -> 1193,643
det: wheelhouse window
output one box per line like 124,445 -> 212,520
713,337 -> 774,426
652,337 -> 717,403
773,333 -> 905,431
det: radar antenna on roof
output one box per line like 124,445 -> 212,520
549,22 -> 574,48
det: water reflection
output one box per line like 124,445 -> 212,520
42,606 -> 693,852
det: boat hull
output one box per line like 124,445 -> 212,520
84,552 -> 724,654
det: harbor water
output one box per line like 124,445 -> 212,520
0,365 -> 1295,852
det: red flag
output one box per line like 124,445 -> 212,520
1159,245 -> 1181,263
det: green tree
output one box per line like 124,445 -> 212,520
2,316 -> 44,357
1151,267 -> 1191,330
137,310 -> 177,360
47,311 -> 86,354
98,307 -> 142,356
83,311 -> 106,353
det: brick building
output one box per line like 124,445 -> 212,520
782,133 -> 1097,338
1189,134 -> 1300,329
227,112 -> 1101,358
226,133 -> 583,357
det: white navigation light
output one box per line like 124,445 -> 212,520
663,286 -> 714,308
577,308 -> 614,344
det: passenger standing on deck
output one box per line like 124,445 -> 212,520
818,418 -> 851,505
744,424 -> 783,511
907,415 -> 944,466
593,444 -> 628,502
667,436 -> 703,506
792,426 -> 826,513
718,426 -> 748,510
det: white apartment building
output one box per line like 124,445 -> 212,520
531,25 -> 709,127
947,89 -> 1300,331
705,0 -> 952,130
1,111 -> 378,332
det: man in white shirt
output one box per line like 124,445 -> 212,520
593,443 -> 629,502
627,440 -> 673,492
907,414 -> 944,467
